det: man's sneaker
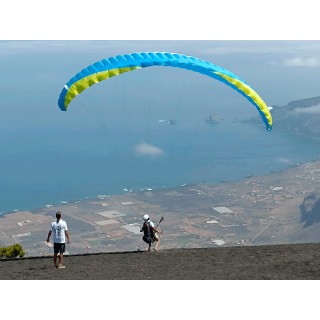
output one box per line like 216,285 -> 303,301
58,264 -> 66,269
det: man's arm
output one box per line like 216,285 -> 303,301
46,230 -> 52,243
152,227 -> 162,235
65,230 -> 70,244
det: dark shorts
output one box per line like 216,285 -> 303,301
143,235 -> 155,244
54,242 -> 66,255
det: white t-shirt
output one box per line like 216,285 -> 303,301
50,220 -> 68,243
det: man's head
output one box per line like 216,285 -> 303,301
56,211 -> 62,220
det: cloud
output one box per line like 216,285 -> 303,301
282,57 -> 320,67
276,157 -> 291,164
134,142 -> 164,157
193,41 -> 320,56
293,103 -> 320,114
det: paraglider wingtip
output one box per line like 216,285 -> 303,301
58,104 -> 67,112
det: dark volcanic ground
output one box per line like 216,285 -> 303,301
1,243 -> 320,280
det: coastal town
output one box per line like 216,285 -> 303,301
1,159 -> 320,257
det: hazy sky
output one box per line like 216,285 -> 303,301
1,40 -> 320,134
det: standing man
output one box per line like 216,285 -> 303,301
46,211 -> 70,269
140,214 -> 162,251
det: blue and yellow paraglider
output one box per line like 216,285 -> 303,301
58,52 -> 272,131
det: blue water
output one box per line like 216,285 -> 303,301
1,116 -> 320,214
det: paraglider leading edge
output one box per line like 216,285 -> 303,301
58,52 -> 273,131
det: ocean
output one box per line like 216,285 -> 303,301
1,116 -> 320,214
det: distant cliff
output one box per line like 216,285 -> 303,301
266,96 -> 320,227
247,96 -> 320,138
300,191 -> 320,227
271,96 -> 320,137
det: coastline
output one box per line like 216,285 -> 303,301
1,158 -> 320,258
1,153 -> 315,217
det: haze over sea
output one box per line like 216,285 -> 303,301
1,40 -> 320,214
1,114 -> 320,214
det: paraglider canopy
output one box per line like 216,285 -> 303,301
58,52 -> 272,131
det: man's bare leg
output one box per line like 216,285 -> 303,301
53,254 -> 58,267
154,239 -> 160,251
